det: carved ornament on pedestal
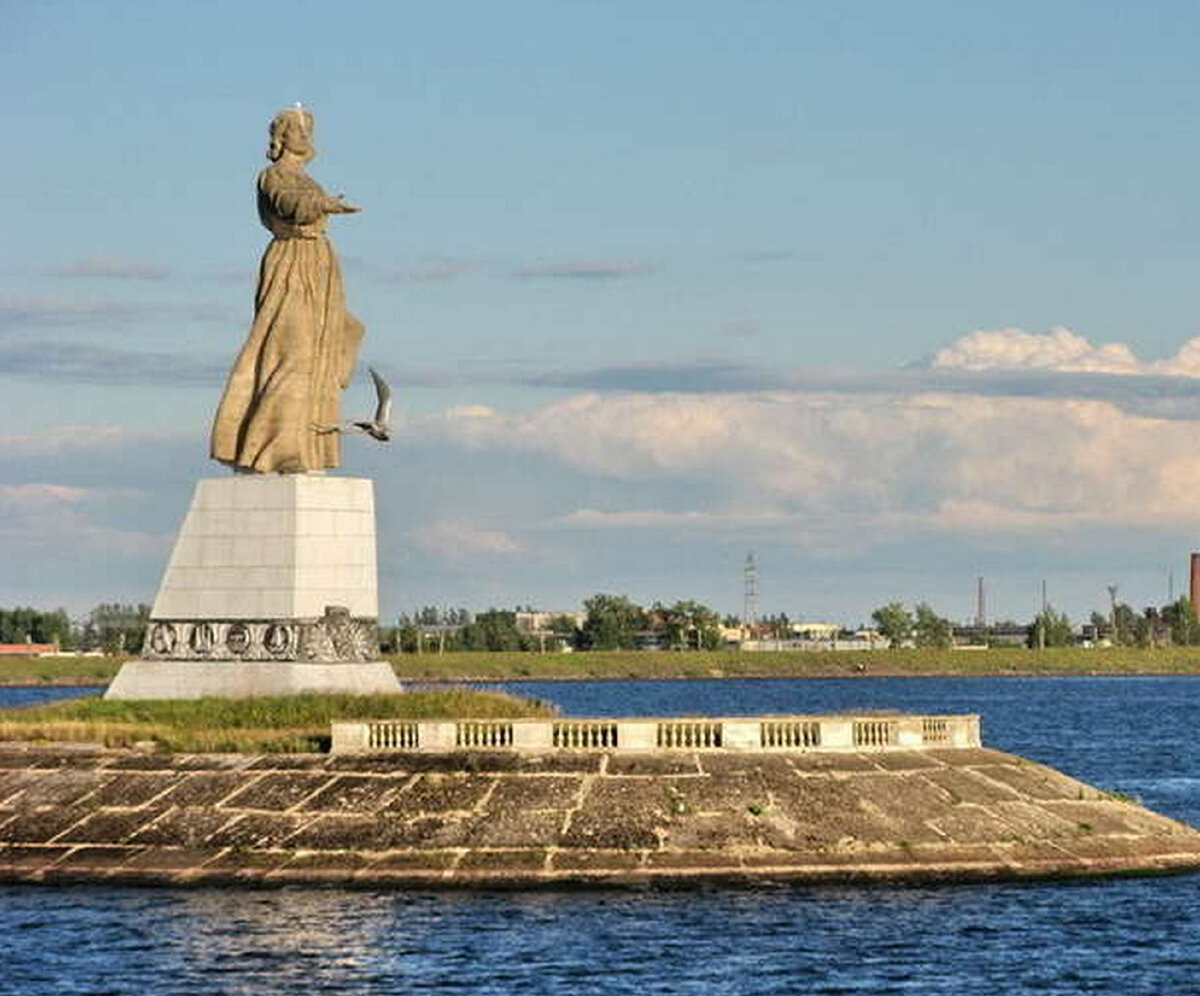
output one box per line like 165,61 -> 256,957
143,606 -> 378,664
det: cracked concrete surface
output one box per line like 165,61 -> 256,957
0,744 -> 1197,887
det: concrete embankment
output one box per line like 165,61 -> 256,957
1,743 -> 1198,887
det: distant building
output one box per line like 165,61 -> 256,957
739,627 -> 886,652
790,622 -> 840,641
514,611 -> 587,634
515,611 -> 588,651
718,624 -> 743,646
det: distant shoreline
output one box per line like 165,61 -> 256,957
4,646 -> 1200,688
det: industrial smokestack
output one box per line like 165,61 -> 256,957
1191,553 -> 1200,610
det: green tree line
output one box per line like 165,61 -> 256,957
0,604 -> 151,655
384,595 -> 723,653
869,595 -> 1200,650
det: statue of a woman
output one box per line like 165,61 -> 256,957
210,106 -> 364,473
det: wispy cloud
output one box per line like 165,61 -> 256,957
0,481 -> 167,560
0,483 -> 91,509
0,298 -> 145,330
513,327 -> 1200,422
554,508 -> 788,530
207,267 -> 256,285
739,250 -> 796,262
509,260 -> 659,280
0,338 -> 226,384
521,360 -> 772,393
409,520 -> 522,561
0,425 -> 189,458
0,297 -> 230,332
385,260 -> 480,283
50,258 -> 172,281
717,318 -> 761,338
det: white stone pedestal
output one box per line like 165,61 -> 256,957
153,475 -> 377,622
105,660 -> 402,700
106,475 -> 402,699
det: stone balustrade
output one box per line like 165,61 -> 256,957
330,713 -> 981,754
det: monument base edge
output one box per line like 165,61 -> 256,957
104,660 -> 402,700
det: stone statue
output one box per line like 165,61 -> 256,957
210,106 -> 364,473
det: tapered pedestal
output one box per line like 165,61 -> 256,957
105,475 -> 401,699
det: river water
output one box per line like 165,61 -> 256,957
1,677 -> 1197,995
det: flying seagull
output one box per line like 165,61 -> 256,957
314,366 -> 393,442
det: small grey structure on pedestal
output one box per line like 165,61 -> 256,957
105,475 -> 402,699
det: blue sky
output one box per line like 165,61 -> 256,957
5,0 -> 1200,626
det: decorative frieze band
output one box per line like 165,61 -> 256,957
142,606 -> 379,663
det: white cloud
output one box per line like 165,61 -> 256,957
0,483 -> 90,509
418,380 -> 1200,535
11,328 -> 1200,618
0,481 -> 165,560
932,327 -> 1141,374
409,521 -> 522,561
931,326 -> 1200,378
0,425 -> 177,457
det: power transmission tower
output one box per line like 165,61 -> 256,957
743,552 -> 760,638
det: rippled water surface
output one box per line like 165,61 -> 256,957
1,677 -> 1198,994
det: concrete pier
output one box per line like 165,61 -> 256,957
1,732 -> 1198,887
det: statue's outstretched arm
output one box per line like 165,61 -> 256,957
324,194 -> 361,214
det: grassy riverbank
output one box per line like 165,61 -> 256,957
0,656 -> 121,686
387,646 -> 1200,680
0,689 -> 554,753
4,647 -> 1200,688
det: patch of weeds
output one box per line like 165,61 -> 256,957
0,689 -> 553,753
1077,821 -> 1093,833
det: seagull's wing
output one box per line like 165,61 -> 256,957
368,366 -> 392,427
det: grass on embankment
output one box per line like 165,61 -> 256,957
6,646 -> 1200,688
0,689 -> 555,754
0,656 -> 121,686
387,646 -> 1200,680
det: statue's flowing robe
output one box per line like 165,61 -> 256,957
210,164 -> 363,473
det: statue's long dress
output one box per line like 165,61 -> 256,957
210,164 -> 363,473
